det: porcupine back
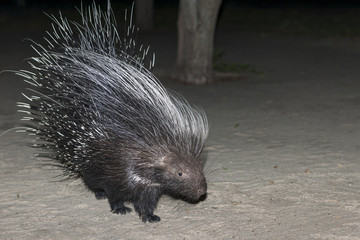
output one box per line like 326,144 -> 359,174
17,2 -> 209,222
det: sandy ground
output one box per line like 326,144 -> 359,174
2,10 -> 360,240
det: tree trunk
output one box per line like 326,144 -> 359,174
176,0 -> 222,84
135,0 -> 154,32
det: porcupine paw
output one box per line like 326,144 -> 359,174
94,191 -> 107,200
112,204 -> 132,215
141,214 -> 161,223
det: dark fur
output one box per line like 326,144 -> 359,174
81,143 -> 207,222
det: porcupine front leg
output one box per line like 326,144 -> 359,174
133,187 -> 161,223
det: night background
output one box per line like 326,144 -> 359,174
2,0 -> 360,38
1,0 -> 360,239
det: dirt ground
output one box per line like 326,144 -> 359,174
2,6 -> 360,240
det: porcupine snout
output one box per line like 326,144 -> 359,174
196,178 -> 207,199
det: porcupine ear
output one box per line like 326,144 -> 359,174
156,156 -> 168,167
154,155 -> 177,170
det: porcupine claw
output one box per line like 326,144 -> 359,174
112,206 -> 132,215
142,214 -> 161,223
111,203 -> 132,215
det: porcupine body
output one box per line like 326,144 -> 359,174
16,2 -> 208,223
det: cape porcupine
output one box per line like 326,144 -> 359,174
16,2 -> 209,223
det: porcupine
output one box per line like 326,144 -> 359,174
16,2 -> 209,223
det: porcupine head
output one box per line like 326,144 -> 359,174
114,148 -> 208,222
16,1 -> 209,223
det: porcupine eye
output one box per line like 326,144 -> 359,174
178,172 -> 183,176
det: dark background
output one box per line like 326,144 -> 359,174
2,0 -> 360,7
2,0 -> 360,38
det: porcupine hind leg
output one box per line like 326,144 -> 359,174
110,201 -> 132,215
106,191 -> 132,214
86,180 -> 132,214
82,169 -> 109,200
133,187 -> 161,223
94,190 -> 107,200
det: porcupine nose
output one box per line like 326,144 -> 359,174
197,188 -> 206,198
197,181 -> 207,199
